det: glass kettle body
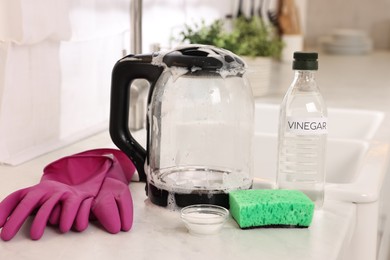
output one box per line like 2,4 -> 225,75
110,45 -> 254,208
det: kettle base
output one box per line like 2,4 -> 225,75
147,183 -> 230,209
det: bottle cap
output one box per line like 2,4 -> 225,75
292,52 -> 318,70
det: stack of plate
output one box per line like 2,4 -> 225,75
320,29 -> 373,55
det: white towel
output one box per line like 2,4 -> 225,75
0,32 -> 126,165
0,0 -> 130,165
0,41 -> 61,163
0,0 -> 71,44
0,0 -> 130,45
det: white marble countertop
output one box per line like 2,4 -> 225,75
0,132 -> 356,260
1,51 -> 390,259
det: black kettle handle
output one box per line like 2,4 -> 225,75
109,54 -> 164,182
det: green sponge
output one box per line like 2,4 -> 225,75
229,189 -> 314,229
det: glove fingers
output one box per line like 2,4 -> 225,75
92,195 -> 121,234
0,189 -> 27,227
30,193 -> 62,240
73,198 -> 93,232
116,189 -> 134,232
49,204 -> 61,226
1,192 -> 42,241
59,197 -> 82,233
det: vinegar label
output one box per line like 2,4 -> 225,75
286,117 -> 328,135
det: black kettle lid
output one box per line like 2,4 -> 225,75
160,45 -> 246,75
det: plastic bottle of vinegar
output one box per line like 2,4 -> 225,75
277,52 -> 327,208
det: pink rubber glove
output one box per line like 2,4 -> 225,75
0,155 -> 113,241
48,149 -> 136,234
76,149 -> 135,233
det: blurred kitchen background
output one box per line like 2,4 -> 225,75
0,0 -> 390,258
1,0 -> 389,165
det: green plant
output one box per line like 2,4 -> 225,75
178,17 -> 284,58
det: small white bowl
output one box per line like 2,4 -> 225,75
181,204 -> 229,235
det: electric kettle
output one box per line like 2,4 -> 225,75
109,45 -> 254,208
